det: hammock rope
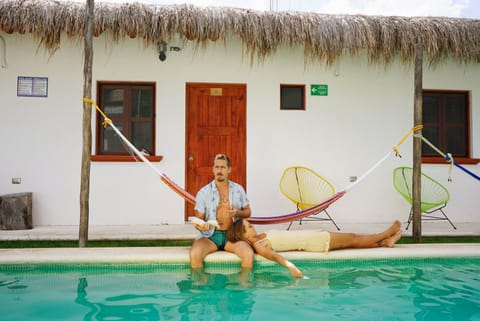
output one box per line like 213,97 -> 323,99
84,98 -> 419,224
83,98 -> 197,204
413,133 -> 480,182
250,127 -> 418,224
342,125 -> 422,192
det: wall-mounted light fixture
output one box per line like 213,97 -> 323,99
158,41 -> 167,61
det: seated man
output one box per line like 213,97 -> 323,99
189,154 -> 254,269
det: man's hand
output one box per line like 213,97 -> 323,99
195,222 -> 211,232
229,206 -> 239,218
189,216 -> 218,232
229,204 -> 251,219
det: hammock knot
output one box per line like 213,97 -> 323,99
393,125 -> 423,157
393,146 -> 402,158
102,118 -> 112,128
412,125 -> 424,132
82,97 -> 109,121
82,97 -> 94,105
446,153 -> 454,182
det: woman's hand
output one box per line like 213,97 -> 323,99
286,261 -> 304,278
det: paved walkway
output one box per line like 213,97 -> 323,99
0,221 -> 478,265
0,221 -> 478,241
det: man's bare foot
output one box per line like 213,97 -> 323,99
380,231 -> 402,247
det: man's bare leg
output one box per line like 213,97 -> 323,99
189,237 -> 218,269
225,240 -> 254,268
329,220 -> 401,250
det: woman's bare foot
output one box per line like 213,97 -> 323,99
380,231 -> 402,247
385,220 -> 401,237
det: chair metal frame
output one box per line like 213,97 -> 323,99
279,166 -> 340,230
393,166 -> 456,230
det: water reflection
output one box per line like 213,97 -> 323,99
75,269 -> 257,321
409,266 -> 480,321
172,268 -> 256,321
76,277 -> 161,321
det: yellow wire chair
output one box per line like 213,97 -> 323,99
393,166 -> 456,230
279,166 -> 340,230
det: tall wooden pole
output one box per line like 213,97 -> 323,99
79,0 -> 94,247
412,43 -> 423,243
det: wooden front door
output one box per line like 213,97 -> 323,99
185,83 -> 247,219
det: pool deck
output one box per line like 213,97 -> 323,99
0,221 -> 479,265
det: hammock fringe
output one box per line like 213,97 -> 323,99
248,191 -> 346,224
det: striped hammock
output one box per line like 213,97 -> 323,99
84,98 -> 415,225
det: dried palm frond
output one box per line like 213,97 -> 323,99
1,0 -> 479,66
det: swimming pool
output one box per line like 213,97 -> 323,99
1,257 -> 479,321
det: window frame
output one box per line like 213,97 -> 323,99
92,81 -> 162,162
280,84 -> 306,110
422,89 -> 478,165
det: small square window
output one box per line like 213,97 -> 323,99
280,84 -> 305,110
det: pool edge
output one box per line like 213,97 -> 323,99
0,244 -> 479,265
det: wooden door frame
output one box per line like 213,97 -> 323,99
184,82 -> 247,220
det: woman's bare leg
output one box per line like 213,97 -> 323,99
379,231 -> 402,247
329,220 -> 401,250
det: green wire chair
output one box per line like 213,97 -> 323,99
279,166 -> 340,231
393,166 -> 456,230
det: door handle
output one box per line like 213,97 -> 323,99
188,156 -> 194,161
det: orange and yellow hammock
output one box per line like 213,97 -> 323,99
84,98 -> 419,225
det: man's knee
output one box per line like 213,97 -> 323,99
189,245 -> 204,268
189,245 -> 201,260
229,241 -> 254,268
190,238 -> 217,268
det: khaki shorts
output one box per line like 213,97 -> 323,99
267,230 -> 331,253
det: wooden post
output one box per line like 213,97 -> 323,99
412,43 -> 423,243
79,0 -> 94,247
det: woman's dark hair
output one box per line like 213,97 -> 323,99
226,219 -> 246,243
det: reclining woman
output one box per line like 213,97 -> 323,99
227,219 -> 402,278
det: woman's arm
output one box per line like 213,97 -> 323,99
253,243 -> 303,278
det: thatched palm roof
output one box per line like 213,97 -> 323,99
1,0 -> 479,66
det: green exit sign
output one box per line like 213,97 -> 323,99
311,84 -> 328,96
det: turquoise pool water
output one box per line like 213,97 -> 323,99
0,257 -> 479,321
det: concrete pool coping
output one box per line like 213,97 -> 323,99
0,244 -> 479,265
1,222 -> 479,265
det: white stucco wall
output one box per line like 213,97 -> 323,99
0,32 -> 478,226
